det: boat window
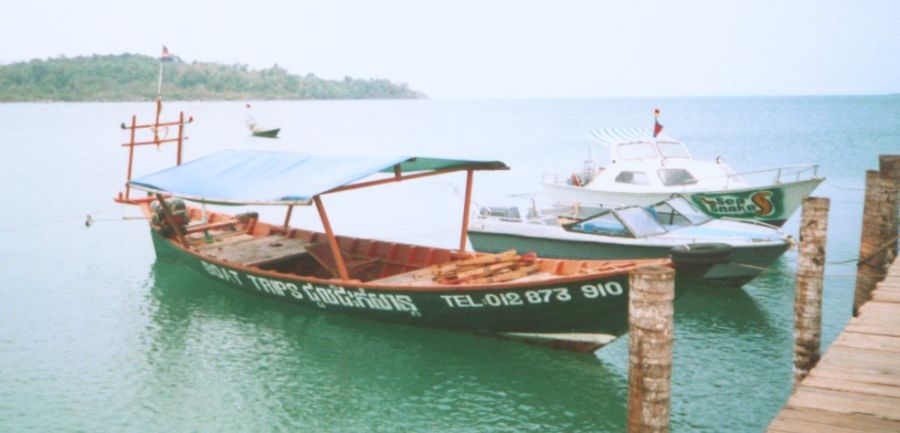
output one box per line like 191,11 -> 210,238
615,171 -> 651,185
657,168 -> 698,186
658,142 -> 691,158
614,207 -> 668,238
617,143 -> 658,160
565,212 -> 632,238
667,196 -> 711,224
479,206 -> 521,221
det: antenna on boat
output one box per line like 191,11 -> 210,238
154,46 -> 176,144
114,45 -> 193,204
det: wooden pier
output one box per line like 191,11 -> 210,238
766,259 -> 900,433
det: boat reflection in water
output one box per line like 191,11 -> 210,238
141,259 -> 634,432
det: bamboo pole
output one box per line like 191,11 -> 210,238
124,115 -> 137,200
853,170 -> 898,316
459,169 -> 474,252
313,195 -> 349,280
793,197 -> 829,388
176,111 -> 184,165
879,155 -> 900,259
154,98 -> 162,144
628,265 -> 674,433
283,205 -> 294,228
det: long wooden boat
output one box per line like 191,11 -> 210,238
115,116 -> 727,352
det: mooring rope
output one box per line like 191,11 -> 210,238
729,262 -> 859,279
0,206 -> 143,235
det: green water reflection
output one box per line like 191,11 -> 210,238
141,259 -> 630,432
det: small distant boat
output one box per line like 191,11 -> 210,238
470,196 -> 790,285
245,102 -> 280,138
249,126 -> 281,138
542,127 -> 824,226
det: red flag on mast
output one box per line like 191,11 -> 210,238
160,46 -> 175,62
653,109 -> 663,138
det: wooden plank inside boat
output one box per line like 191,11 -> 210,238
198,235 -> 311,266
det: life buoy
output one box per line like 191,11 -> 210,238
570,172 -> 582,186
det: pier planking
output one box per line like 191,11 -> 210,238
767,260 -> 900,432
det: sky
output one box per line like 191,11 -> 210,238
1,0 -> 899,98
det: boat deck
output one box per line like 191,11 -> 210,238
195,234 -> 311,267
766,259 -> 900,433
371,267 -> 559,286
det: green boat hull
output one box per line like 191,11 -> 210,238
150,231 -> 712,338
469,231 -> 788,285
251,128 -> 280,138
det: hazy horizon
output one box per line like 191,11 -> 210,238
2,0 -> 898,99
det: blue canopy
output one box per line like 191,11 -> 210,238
129,150 -> 509,205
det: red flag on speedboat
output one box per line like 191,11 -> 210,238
653,109 -> 663,138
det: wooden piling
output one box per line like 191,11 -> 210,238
853,170 -> 898,316
628,265 -> 675,433
792,197 -> 829,388
879,155 -> 900,259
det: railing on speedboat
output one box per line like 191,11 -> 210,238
543,164 -> 820,188
699,164 -> 820,189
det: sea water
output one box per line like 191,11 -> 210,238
0,96 -> 897,432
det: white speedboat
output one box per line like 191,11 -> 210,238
542,127 -> 824,226
469,196 -> 792,285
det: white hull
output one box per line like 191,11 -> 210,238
542,177 -> 823,225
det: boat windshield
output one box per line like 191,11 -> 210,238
566,212 -> 632,237
617,143 -> 658,160
650,196 -> 711,226
566,207 -> 667,238
657,142 -> 691,159
614,207 -> 668,237
668,197 -> 711,224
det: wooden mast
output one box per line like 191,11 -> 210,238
176,111 -> 184,165
117,113 -> 191,204
459,169 -> 474,252
124,115 -> 137,201
314,195 -> 349,280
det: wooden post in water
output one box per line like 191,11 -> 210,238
792,197 -> 829,388
879,155 -> 900,259
628,265 -> 674,433
853,169 -> 898,316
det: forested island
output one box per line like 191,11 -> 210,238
0,54 -> 424,102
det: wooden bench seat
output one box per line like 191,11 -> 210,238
184,219 -> 239,234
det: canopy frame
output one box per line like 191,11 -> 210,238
131,151 -> 507,283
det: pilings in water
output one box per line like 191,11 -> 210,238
627,265 -> 675,433
792,197 -> 830,387
880,155 -> 900,259
853,156 -> 900,316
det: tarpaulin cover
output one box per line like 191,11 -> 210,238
129,150 -> 508,205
